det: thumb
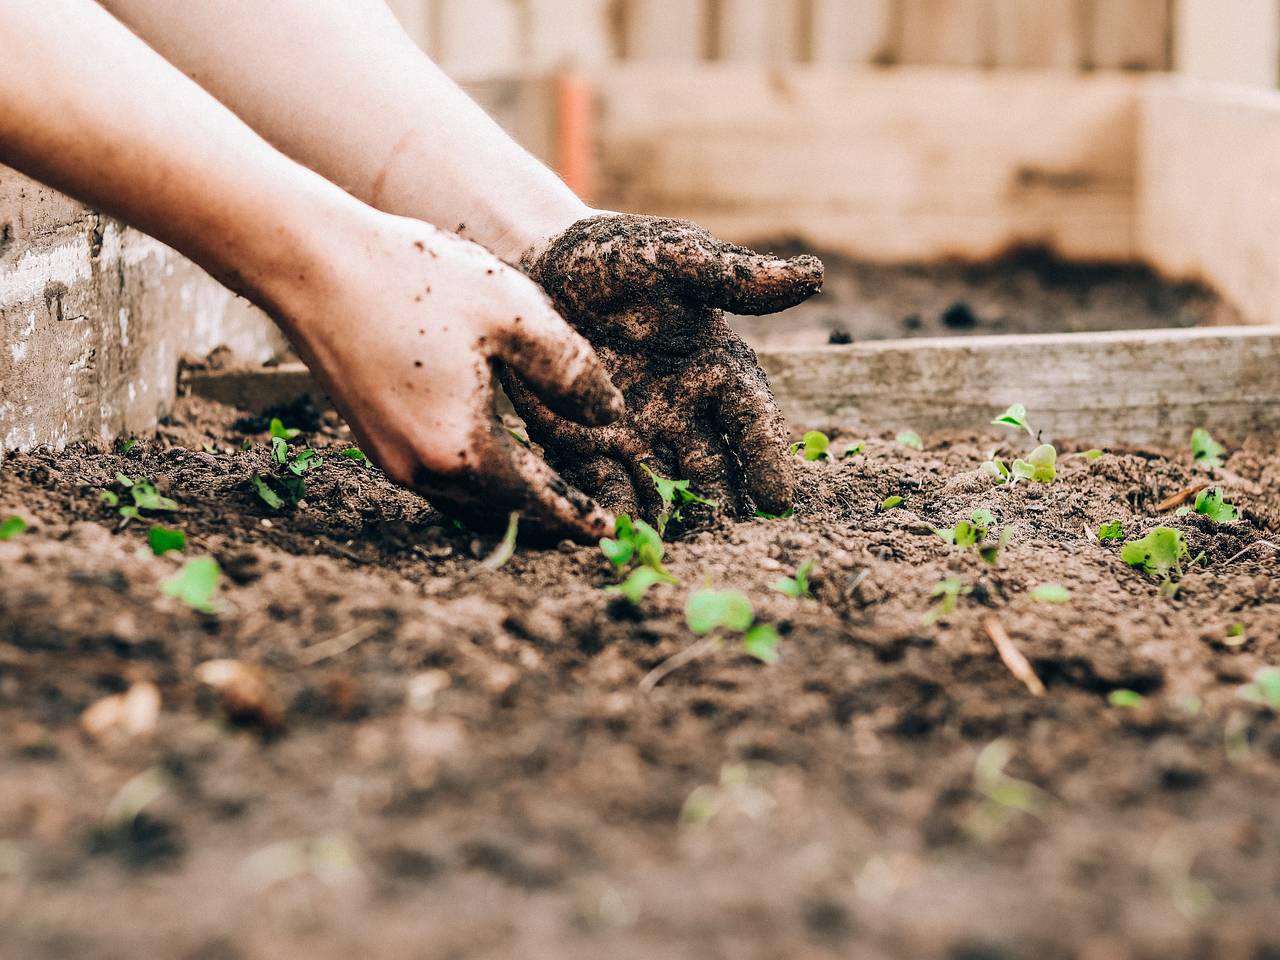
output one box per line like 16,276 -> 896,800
491,301 -> 623,427
679,242 -> 825,316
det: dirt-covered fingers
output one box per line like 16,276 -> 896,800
680,240 -> 825,316
560,456 -> 639,517
714,366 -> 794,517
676,430 -> 738,516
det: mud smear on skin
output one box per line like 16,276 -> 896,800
1,395 -> 1279,958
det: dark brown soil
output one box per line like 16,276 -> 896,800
2,395 -> 1279,960
731,246 -> 1243,349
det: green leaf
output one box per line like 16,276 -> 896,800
148,525 -> 186,556
115,472 -> 135,488
1238,667 -> 1280,711
1085,449 -> 1104,460
978,528 -> 1013,566
641,464 -> 718,536
250,473 -> 285,510
1029,583 -> 1071,604
269,418 -> 300,440
1097,520 -> 1124,541
970,508 -> 995,530
288,449 -> 322,476
118,506 -> 141,522
271,436 -> 289,465
339,448 -> 367,462
742,624 -> 780,664
1108,689 -> 1144,708
991,403 -> 1035,437
1188,487 -> 1238,523
896,431 -> 923,451
119,439 -> 138,454
130,482 -> 178,512
981,458 -> 1010,485
1190,428 -> 1225,469
754,508 -> 794,520
599,536 -> 635,570
99,490 -> 120,507
794,430 -> 831,462
1225,622 -> 1247,647
161,556 -> 221,614
506,428 -> 529,447
0,515 -> 28,541
880,495 -> 904,510
1121,527 -> 1190,579
685,589 -> 754,636
770,560 -> 813,599
607,565 -> 667,605
922,578 -> 969,626
842,442 -> 865,459
1012,444 -> 1057,484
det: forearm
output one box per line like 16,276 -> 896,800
0,0 -> 371,322
98,0 -> 590,261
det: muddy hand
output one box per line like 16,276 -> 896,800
281,216 -> 623,543
504,214 -> 823,520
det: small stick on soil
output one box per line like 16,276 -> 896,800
297,622 -> 381,666
1156,482 -> 1210,512
638,636 -> 721,695
982,617 -> 1046,698
1225,541 -> 1280,565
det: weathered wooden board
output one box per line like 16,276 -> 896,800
186,327 -> 1280,446
992,0 -> 1083,70
897,0 -> 993,67
1138,79 -> 1280,329
621,0 -> 706,62
1085,0 -> 1170,71
592,66 -> 1140,261
808,0 -> 895,65
711,0 -> 798,63
1174,0 -> 1280,88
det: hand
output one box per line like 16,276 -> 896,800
281,213 -> 623,542
504,214 -> 823,521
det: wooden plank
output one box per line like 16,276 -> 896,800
186,327 -> 1280,446
897,0 -> 994,68
809,0 -> 895,65
712,0 -> 798,63
434,0 -> 523,79
622,0 -> 706,62
593,66 -> 1140,262
761,327 -> 1280,443
1138,78 -> 1280,328
992,0 -> 1083,70
1085,0 -> 1170,71
1174,0 -> 1280,88
523,0 -> 616,70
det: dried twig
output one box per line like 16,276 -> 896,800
1225,541 -> 1280,566
639,636 -> 721,695
297,622 -> 381,666
1156,482 -> 1210,512
982,617 -> 1046,698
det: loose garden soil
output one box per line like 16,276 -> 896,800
2,389 -> 1278,960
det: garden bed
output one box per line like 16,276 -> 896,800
1,392 -> 1279,959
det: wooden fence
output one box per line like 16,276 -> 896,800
385,0 -> 1185,79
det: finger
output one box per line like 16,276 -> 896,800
715,371 -> 794,517
677,428 -> 735,512
562,456 -> 639,518
490,301 -> 623,427
677,241 -> 824,316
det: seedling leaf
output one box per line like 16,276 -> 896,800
250,473 -> 285,510
685,589 -> 754,636
115,472 -> 135,488
790,431 -> 831,461
0,515 -> 27,541
269,418 -> 300,440
1029,583 -> 1071,604
896,431 -> 923,451
1011,444 -> 1057,484
1190,428 -> 1225,469
754,508 -> 794,520
1085,449 -> 1104,460
271,436 -> 289,465
641,464 -> 718,536
742,624 -> 780,664
992,403 -> 1035,438
770,560 -> 813,598
339,448 -> 367,462
981,458 -> 1010,485
99,490 -> 120,507
1097,520 -> 1124,541
1237,667 -> 1280,712
130,482 -> 178,512
880,495 -> 904,511
843,442 -> 865,459
1121,527 -> 1190,579
1176,486 -> 1238,523
607,565 -> 667,605
1108,689 -> 1144,708
923,578 -> 970,626
148,525 -> 186,556
161,556 -> 221,614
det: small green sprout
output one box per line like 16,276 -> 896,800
506,427 -> 529,447
935,511 -> 1010,564
789,430 -> 830,461
250,474 -> 285,510
129,482 -> 179,512
969,739 -> 1050,840
1190,428 -> 1225,469
770,560 -> 813,598
641,464 -> 718,536
339,448 -> 367,462
754,508 -> 794,521
1176,487 -> 1238,523
843,441 -> 865,459
607,566 -> 667,605
148,526 -> 186,556
119,439 -> 138,454
269,418 -> 301,441
1237,667 -> 1280,712
978,529 -> 1013,566
115,472 -> 134,488
992,403 -> 1035,439
896,431 -> 923,451
970,508 -> 995,528
1120,527 -> 1192,579
254,443 -> 323,509
600,514 -> 666,572
0,515 -> 27,541
880,495 -> 904,511
1108,689 -> 1145,708
685,589 -> 780,664
1097,520 -> 1124,541
1084,449 -> 1104,460
1225,622 -> 1246,647
161,556 -> 221,614
1029,583 -> 1071,604
923,578 -> 970,626
1011,444 -> 1057,484
479,512 -> 519,571
981,457 -> 1011,485
99,490 -> 120,507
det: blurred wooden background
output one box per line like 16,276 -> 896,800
384,0 -> 1205,79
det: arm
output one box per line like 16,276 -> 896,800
0,0 -> 621,541
96,0 -> 588,262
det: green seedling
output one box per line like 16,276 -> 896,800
1225,622 -> 1246,647
843,441 -> 865,458
339,448 -> 367,462
0,515 -> 27,541
981,457 -> 1011,485
607,566 -> 668,605
1237,667 -> 1280,712
1029,583 -> 1071,604
1108,689 -> 1145,708
600,514 -> 666,572
880,495 -> 904,511
641,464 -> 718,536
1097,520 -> 1125,541
269,418 -> 301,441
480,512 -> 519,571
992,403 -> 1035,439
936,510 -> 1010,565
896,431 -> 923,451
978,529 -> 1013,566
148,526 -> 186,556
968,739 -> 1051,841
118,439 -> 138,454
789,430 -> 830,461
101,475 -> 178,524
685,589 -> 780,664
923,578 -> 970,626
161,556 -> 221,614
250,474 -> 284,510
770,560 -> 813,598
1120,527 -> 1193,579
1176,487 -> 1238,523
754,508 -> 794,520
1011,444 -> 1057,484
1085,449 -> 1104,460
1190,428 -> 1225,469
255,443 -> 323,509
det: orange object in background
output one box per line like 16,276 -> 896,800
555,71 -> 594,202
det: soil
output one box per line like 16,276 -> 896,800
2,393 -> 1279,960
730,245 -> 1243,349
